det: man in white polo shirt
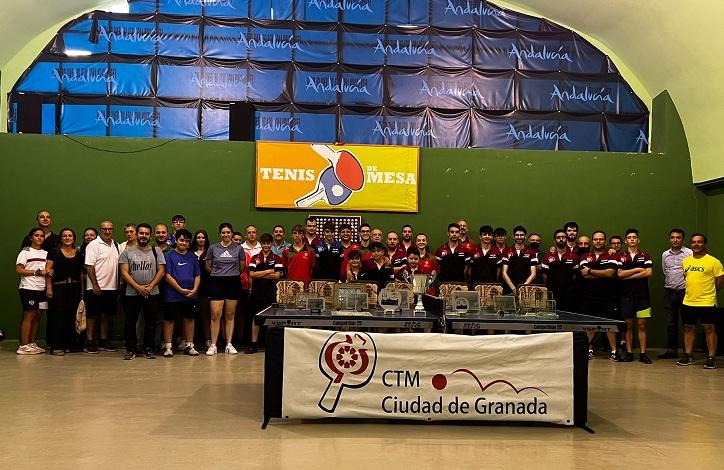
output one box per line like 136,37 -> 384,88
84,220 -> 120,354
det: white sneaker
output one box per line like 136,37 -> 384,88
163,348 -> 173,358
29,343 -> 46,353
17,344 -> 41,355
225,343 -> 238,355
206,344 -> 217,356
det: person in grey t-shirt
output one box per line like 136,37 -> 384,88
119,223 -> 166,359
204,222 -> 246,356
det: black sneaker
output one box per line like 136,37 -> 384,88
703,356 -> 717,369
143,348 -> 156,359
610,351 -> 622,362
84,340 -> 99,354
639,353 -> 652,364
676,354 -> 694,366
588,349 -> 594,360
657,350 -> 678,359
123,351 -> 136,360
97,340 -> 118,352
244,345 -> 258,355
621,352 -> 634,362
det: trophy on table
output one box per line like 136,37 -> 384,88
403,270 -> 437,312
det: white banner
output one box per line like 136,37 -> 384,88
282,330 -> 574,425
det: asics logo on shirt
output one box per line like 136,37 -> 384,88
219,250 -> 233,258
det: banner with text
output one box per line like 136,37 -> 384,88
282,329 -> 574,424
256,141 -> 419,212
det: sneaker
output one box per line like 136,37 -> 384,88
639,353 -> 652,364
225,343 -> 238,355
610,351 -> 622,362
245,345 -> 258,355
175,338 -> 186,352
588,349 -> 594,360
621,352 -> 634,362
703,356 -> 717,369
97,340 -> 117,352
676,354 -> 694,366
658,350 -> 678,359
123,351 -> 136,360
143,348 -> 156,359
51,349 -> 65,356
16,344 -> 41,355
206,344 -> 217,356
29,343 -> 46,353
184,346 -> 199,356
163,348 -> 173,358
84,340 -> 99,354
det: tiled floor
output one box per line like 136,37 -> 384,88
1,342 -> 722,469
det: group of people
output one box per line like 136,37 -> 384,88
14,212 -> 724,368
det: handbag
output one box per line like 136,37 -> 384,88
75,299 -> 87,334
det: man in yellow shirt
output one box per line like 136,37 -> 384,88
677,234 -> 724,368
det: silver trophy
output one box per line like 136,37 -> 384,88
404,270 -> 437,312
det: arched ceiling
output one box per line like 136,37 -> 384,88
0,0 -> 721,183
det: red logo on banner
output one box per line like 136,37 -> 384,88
296,144 -> 365,207
318,332 -> 377,413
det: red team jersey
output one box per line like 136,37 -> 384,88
281,245 -> 315,286
468,245 -> 503,284
434,243 -> 470,282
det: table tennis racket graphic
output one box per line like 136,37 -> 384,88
318,332 -> 377,413
296,145 -> 365,208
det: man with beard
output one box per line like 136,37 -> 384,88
541,229 -> 579,313
120,223 -> 166,360
271,225 -> 291,256
386,231 -> 409,275
564,221 -> 580,254
401,224 -> 414,251
501,226 -> 538,294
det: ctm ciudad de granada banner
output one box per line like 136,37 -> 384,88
255,141 -> 419,212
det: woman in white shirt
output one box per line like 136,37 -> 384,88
15,227 -> 49,355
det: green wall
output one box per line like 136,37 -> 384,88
0,91 -> 706,347
704,188 -> 724,305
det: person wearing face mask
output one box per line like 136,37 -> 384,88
527,233 -> 543,284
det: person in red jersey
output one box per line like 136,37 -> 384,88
361,242 -> 394,287
467,225 -> 502,287
493,227 -> 508,251
400,224 -> 414,251
435,223 -> 469,283
540,229 -> 579,312
613,228 -> 653,364
501,225 -> 538,294
246,233 -> 283,354
385,231 -> 408,275
579,230 -> 620,361
302,217 -> 321,247
282,225 -> 315,286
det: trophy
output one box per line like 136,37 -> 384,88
404,270 -> 437,312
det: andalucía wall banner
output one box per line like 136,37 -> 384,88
255,141 -> 419,212
281,329 -> 574,424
